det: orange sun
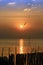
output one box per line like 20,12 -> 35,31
20,25 -> 24,29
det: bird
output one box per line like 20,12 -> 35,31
24,22 -> 27,25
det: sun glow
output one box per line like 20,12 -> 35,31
20,24 -> 24,29
14,22 -> 31,31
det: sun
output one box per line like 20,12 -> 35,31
20,25 -> 24,29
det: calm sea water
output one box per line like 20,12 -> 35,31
0,39 -> 43,56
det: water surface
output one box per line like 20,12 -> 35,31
0,39 -> 43,56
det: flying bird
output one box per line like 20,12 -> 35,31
24,22 -> 27,25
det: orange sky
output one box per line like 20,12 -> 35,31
0,7 -> 43,39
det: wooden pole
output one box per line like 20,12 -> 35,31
2,48 -> 4,57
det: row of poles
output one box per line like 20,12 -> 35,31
0,46 -> 40,65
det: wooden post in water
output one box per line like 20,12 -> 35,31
26,47 -> 28,65
2,48 -> 4,57
8,48 -> 10,56
26,52 -> 27,65
14,46 -> 17,65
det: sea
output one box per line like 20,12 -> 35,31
0,39 -> 43,56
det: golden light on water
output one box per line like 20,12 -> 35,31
20,47 -> 23,53
16,39 -> 31,54
19,39 -> 24,54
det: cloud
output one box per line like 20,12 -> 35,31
8,2 -> 16,6
24,8 -> 31,12
24,8 -> 28,11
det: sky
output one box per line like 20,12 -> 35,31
0,0 -> 43,39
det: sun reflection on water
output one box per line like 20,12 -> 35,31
16,39 -> 31,54
19,39 -> 24,54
